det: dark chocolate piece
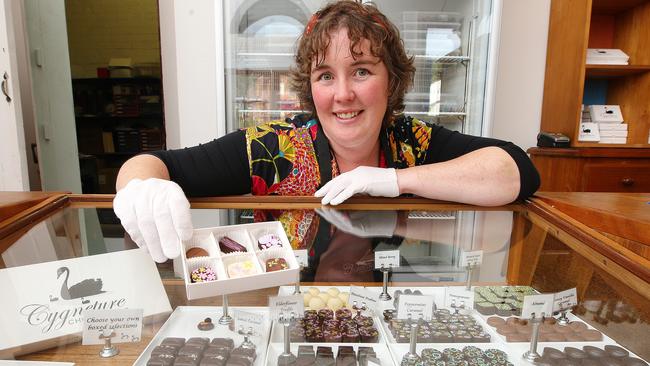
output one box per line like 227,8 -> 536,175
605,345 -> 630,358
218,236 -> 247,253
265,257 -> 289,272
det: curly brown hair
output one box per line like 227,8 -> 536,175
290,0 -> 415,125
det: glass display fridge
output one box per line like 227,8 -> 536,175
222,0 -> 496,137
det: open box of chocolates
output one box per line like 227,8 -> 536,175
179,222 -> 299,299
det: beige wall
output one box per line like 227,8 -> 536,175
65,0 -> 160,78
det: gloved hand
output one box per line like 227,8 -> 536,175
316,208 -> 397,238
314,166 -> 399,205
113,178 -> 193,262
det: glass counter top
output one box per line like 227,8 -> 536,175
0,194 -> 648,365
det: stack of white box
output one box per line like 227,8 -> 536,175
586,49 -> 629,65
588,105 -> 628,144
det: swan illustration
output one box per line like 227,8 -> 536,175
56,266 -> 105,301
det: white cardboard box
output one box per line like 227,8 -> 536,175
579,122 -> 601,142
599,137 -> 628,144
599,123 -> 628,131
599,129 -> 628,138
589,105 -> 624,123
181,221 -> 299,299
586,49 -> 629,65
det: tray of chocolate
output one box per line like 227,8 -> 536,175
473,286 -> 537,318
134,306 -> 271,366
180,221 -> 299,299
485,315 -> 614,343
506,344 -> 648,366
382,309 -> 493,344
388,344 -> 516,366
270,308 -> 386,344
279,286 -> 352,312
265,343 -> 391,366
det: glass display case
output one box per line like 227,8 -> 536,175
0,193 -> 648,365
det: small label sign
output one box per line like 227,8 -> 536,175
375,250 -> 400,269
233,310 -> 265,337
294,250 -> 309,268
397,294 -> 435,320
521,294 -> 555,319
269,295 -> 304,321
459,250 -> 483,267
82,308 -> 143,345
444,288 -> 474,310
349,285 -> 378,312
553,288 -> 578,312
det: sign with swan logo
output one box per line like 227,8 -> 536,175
0,248 -> 171,357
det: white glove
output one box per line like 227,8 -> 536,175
316,208 -> 397,238
314,166 -> 399,205
113,178 -> 193,262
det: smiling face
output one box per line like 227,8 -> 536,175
310,27 -> 389,153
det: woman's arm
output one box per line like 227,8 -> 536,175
115,154 -> 170,191
397,146 -> 520,206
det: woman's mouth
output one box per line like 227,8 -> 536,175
335,110 -> 362,119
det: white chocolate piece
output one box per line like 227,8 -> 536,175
327,287 -> 340,297
308,287 -> 320,296
309,297 -> 326,311
317,292 -> 331,303
338,292 -> 350,305
327,297 -> 343,311
303,293 -> 312,307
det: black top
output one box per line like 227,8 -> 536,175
148,115 -> 540,200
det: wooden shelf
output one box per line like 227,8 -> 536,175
592,0 -> 648,14
585,64 -> 650,77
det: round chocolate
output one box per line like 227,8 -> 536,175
583,346 -> 607,358
565,347 -> 587,359
624,358 -> 648,366
186,247 -> 209,258
496,325 -> 517,335
542,347 -> 566,360
567,321 -> 588,332
605,345 -> 630,358
580,329 -> 603,341
487,316 -> 506,327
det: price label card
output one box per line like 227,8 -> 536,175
269,295 -> 304,321
459,250 -> 483,267
294,250 -> 309,268
553,288 -> 578,312
521,294 -> 555,319
444,288 -> 474,310
396,294 -> 435,320
82,308 -> 143,345
349,285 -> 378,312
233,310 -> 266,337
375,250 -> 400,269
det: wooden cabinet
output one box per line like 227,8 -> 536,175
529,147 -> 650,191
541,0 -> 650,148
535,0 -> 650,191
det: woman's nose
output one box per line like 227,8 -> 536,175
333,78 -> 355,102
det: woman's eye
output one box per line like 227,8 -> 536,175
319,73 -> 333,81
355,69 -> 369,77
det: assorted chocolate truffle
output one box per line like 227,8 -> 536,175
387,309 -> 491,343
257,233 -> 282,250
288,309 -> 380,343
219,236 -> 247,254
541,346 -> 645,366
487,316 -> 603,342
227,260 -> 258,278
265,257 -> 288,272
190,266 -> 217,283
404,346 -> 512,366
474,286 -> 535,316
186,247 -> 210,258
146,337 -> 250,366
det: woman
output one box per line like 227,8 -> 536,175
114,1 -> 540,262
